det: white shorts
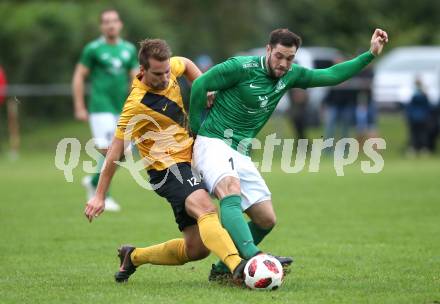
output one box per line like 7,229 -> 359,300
89,113 -> 119,149
193,135 -> 271,211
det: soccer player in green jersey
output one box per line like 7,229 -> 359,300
189,28 -> 388,279
72,9 -> 138,211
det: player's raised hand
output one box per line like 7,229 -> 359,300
370,28 -> 389,56
84,196 -> 105,222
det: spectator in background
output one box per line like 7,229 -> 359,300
72,9 -> 138,211
355,65 -> 378,146
322,58 -> 356,152
0,66 -> 7,152
427,98 -> 439,153
0,66 -> 19,159
287,88 -> 308,140
0,66 -> 6,106
405,78 -> 432,154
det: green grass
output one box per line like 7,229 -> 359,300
0,116 -> 439,303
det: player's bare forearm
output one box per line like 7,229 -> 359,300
94,137 -> 124,199
181,57 -> 202,84
84,137 -> 124,222
72,74 -> 85,108
72,64 -> 90,121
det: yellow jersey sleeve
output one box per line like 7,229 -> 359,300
114,95 -> 149,140
170,56 -> 186,77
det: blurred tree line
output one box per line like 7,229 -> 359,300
0,0 -> 439,120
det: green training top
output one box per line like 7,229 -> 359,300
190,51 -> 375,155
79,37 -> 138,114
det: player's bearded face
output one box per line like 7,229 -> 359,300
100,11 -> 122,39
142,59 -> 171,90
266,44 -> 296,78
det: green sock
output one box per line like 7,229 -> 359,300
219,195 -> 260,259
91,155 -> 105,189
248,220 -> 273,245
215,221 -> 273,273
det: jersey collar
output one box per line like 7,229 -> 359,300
261,56 -> 271,76
260,56 -> 266,70
132,75 -> 149,91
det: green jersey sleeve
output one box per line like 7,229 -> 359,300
292,51 -> 375,89
79,43 -> 95,69
189,57 -> 245,134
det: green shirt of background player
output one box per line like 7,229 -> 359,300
72,9 -> 138,211
189,28 -> 388,278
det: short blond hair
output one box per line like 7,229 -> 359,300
138,39 -> 172,69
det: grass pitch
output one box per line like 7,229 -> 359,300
0,117 -> 439,304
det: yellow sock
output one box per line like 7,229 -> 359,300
197,212 -> 242,272
130,239 -> 189,266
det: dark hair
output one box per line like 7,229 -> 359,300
100,9 -> 120,23
138,39 -> 172,69
269,28 -> 302,49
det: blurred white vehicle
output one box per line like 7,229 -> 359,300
373,46 -> 440,107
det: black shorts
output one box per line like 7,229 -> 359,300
147,162 -> 208,231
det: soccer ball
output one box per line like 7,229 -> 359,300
244,254 -> 284,290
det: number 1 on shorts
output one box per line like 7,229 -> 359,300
229,157 -> 234,170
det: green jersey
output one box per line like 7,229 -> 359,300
190,51 -> 375,155
79,37 -> 138,114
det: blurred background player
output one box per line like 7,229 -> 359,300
72,9 -> 138,211
84,39 -> 246,284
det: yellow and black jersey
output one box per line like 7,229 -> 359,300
114,57 -> 193,171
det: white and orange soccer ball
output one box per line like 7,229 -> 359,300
243,254 -> 284,290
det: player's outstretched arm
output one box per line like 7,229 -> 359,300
84,137 -> 124,222
296,29 -> 388,89
189,59 -> 244,134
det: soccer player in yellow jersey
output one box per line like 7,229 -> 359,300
84,39 -> 246,283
